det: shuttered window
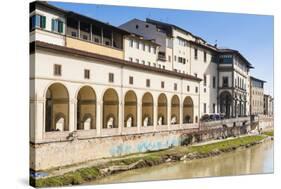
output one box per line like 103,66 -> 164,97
52,19 -> 64,33
30,15 -> 46,30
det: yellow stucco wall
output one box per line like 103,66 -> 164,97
66,37 -> 124,60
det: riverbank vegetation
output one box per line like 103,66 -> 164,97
32,135 -> 267,187
262,131 -> 274,137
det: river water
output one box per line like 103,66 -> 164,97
93,140 -> 273,184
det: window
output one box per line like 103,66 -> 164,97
136,41 -> 139,49
129,76 -> 134,85
148,45 -> 151,52
145,24 -> 149,28
71,31 -> 77,37
51,19 -> 64,33
194,73 -> 198,78
195,86 -> 198,93
136,59 -> 139,63
204,103 -> 207,113
213,104 -> 216,113
168,56 -> 171,62
30,15 -> 46,30
84,69 -> 90,79
203,75 -> 207,86
146,79 -> 150,87
109,73 -> 114,83
54,64 -> 61,76
213,76 -> 216,88
82,35 -> 88,40
204,88 -> 206,93
204,51 -> 207,62
174,83 -> 178,91
223,77 -> 229,87
187,85 -> 190,92
129,39 -> 133,47
161,81 -> 165,88
153,47 -> 156,54
129,57 -> 133,62
94,37 -> 99,43
139,43 -> 143,50
174,56 -> 177,62
143,44 -> 145,51
136,24 -> 139,29
194,48 -> 198,59
148,61 -> 151,66
142,60 -> 145,65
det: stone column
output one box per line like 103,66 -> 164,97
31,98 -> 45,143
68,99 -> 77,132
153,104 -> 157,131
118,102 -> 123,134
137,102 -> 142,132
96,101 -> 102,136
167,99 -> 171,129
179,98 -> 183,128
78,20 -> 80,39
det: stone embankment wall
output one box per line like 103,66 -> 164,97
258,115 -> 274,131
30,119 -> 250,171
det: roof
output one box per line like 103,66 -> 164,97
30,1 -> 68,14
31,41 -> 202,82
31,1 -> 254,69
218,48 -> 254,68
146,18 -> 206,43
250,76 -> 266,83
31,1 -> 130,35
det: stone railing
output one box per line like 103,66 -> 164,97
200,117 -> 250,128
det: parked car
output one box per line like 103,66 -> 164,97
209,114 -> 221,121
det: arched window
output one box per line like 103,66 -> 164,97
103,89 -> 119,128
142,92 -> 153,126
183,96 -> 194,123
124,90 -> 137,127
77,86 -> 96,130
45,83 -> 69,132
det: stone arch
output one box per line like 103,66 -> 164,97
124,90 -> 137,127
142,92 -> 153,126
45,83 -> 69,132
171,95 -> 180,125
220,91 -> 232,118
103,88 -> 119,128
77,86 -> 96,130
183,96 -> 194,123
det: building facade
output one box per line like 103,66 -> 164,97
264,94 -> 273,116
30,1 -> 265,170
249,76 -> 266,115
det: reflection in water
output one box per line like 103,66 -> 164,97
92,140 -> 273,184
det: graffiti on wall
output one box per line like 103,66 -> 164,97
109,137 -> 181,156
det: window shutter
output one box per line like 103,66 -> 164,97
41,16 -> 46,29
51,19 -> 54,31
59,21 -> 63,33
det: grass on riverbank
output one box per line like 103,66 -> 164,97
32,135 -> 267,187
263,131 -> 274,137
